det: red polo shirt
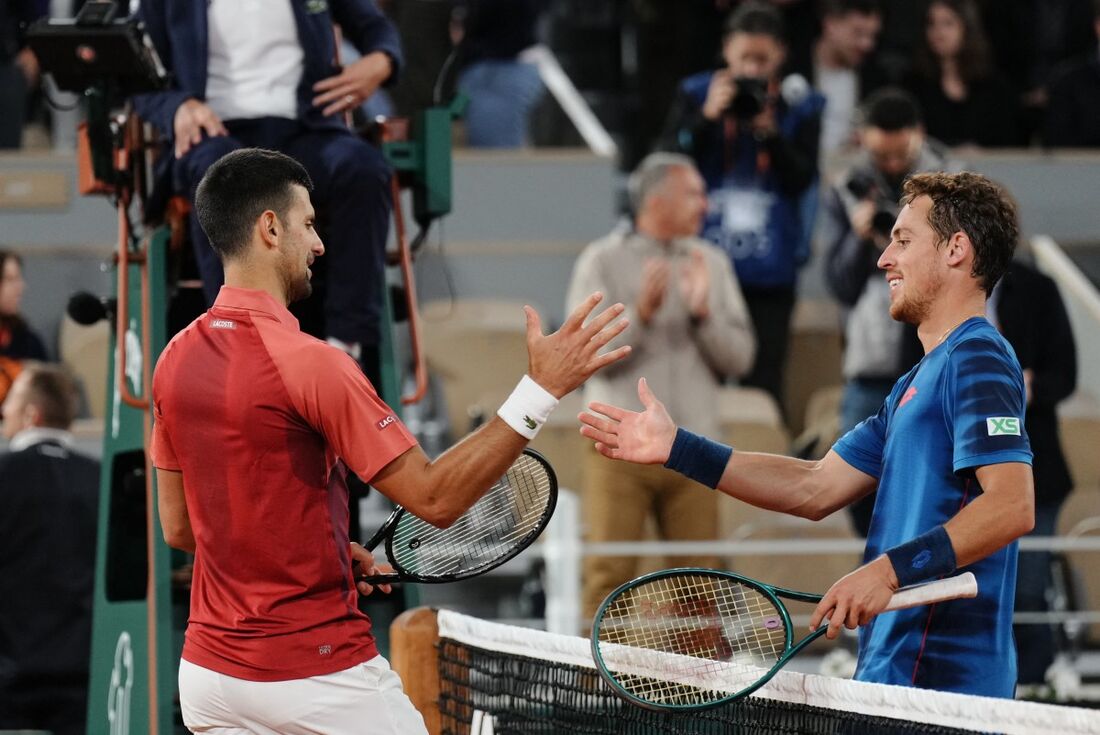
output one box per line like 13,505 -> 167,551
151,287 -> 417,681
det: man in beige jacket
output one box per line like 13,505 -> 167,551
566,152 -> 756,620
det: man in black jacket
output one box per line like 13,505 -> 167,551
0,363 -> 99,735
994,258 -> 1077,686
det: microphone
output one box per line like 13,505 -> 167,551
780,73 -> 811,107
67,291 -> 117,326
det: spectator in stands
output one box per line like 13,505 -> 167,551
0,250 -> 48,405
452,0 -> 545,148
0,1 -> 44,149
981,0 -> 1095,143
786,0 -> 887,155
0,363 -> 99,735
992,256 -> 1077,689
1044,0 -> 1100,148
904,0 -> 1022,148
132,0 -> 403,386
660,1 -> 823,410
566,152 -> 755,621
822,88 -> 957,535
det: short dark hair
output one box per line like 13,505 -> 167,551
724,1 -> 786,42
901,172 -> 1019,295
819,0 -> 882,19
861,87 -> 923,130
194,149 -> 314,262
21,362 -> 79,429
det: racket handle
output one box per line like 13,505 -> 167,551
359,574 -> 400,585
883,571 -> 978,612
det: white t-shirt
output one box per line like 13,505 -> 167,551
816,66 -> 859,155
206,0 -> 304,121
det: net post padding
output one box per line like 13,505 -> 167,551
390,606 -> 443,735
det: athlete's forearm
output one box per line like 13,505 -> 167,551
371,417 -> 529,528
711,448 -> 876,521
715,452 -> 832,520
423,417 -> 532,524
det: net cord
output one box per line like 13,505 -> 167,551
437,610 -> 1100,735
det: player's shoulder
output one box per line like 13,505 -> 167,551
948,319 -> 1016,365
265,329 -> 361,384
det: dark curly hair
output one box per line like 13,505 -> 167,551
901,172 -> 1018,295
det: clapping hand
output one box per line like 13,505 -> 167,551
637,257 -> 670,326
679,248 -> 711,321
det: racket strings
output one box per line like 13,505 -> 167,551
389,454 -> 552,576
596,573 -> 787,706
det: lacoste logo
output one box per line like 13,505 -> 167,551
210,319 -> 236,330
377,415 -> 396,430
899,386 -> 918,407
523,415 -> 537,430
987,417 -> 1021,436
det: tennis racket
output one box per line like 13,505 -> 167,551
591,567 -> 978,711
358,448 -> 557,584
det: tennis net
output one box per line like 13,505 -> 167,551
433,610 -> 1100,735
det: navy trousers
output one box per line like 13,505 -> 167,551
173,118 -> 392,349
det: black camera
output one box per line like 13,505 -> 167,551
846,170 -> 899,239
727,76 -> 768,121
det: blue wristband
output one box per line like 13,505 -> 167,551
885,525 -> 957,587
663,428 -> 733,489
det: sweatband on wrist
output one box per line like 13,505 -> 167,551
497,375 -> 559,440
885,525 -> 957,587
663,427 -> 733,489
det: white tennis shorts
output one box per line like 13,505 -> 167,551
178,656 -> 428,735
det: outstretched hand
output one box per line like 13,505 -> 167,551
526,292 -> 631,398
579,377 -> 677,465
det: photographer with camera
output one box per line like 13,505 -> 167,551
822,87 -> 958,535
659,1 -> 824,410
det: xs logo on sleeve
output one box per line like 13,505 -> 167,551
986,417 -> 1021,436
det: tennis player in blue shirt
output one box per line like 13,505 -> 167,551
579,171 -> 1034,698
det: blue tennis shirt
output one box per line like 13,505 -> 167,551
833,317 -> 1033,697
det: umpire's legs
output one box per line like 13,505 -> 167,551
284,129 -> 392,352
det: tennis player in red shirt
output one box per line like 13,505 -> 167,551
151,148 -> 631,734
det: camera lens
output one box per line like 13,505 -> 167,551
728,77 -> 768,120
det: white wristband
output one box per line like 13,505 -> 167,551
497,375 -> 559,439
